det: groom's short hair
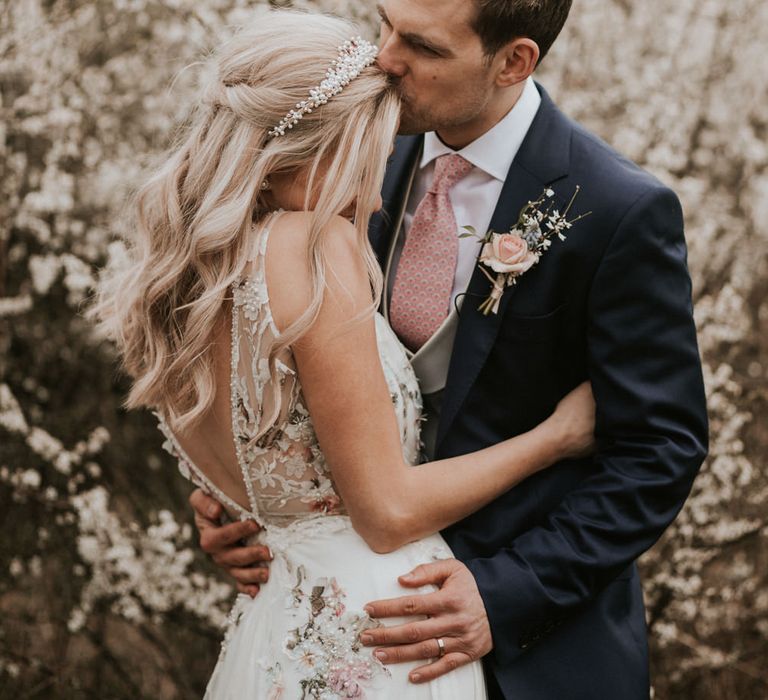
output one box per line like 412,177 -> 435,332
471,0 -> 573,64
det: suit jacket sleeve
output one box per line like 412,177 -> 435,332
465,185 -> 709,666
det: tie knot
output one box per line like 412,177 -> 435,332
430,154 -> 473,194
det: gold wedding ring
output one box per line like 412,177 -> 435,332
436,637 -> 446,658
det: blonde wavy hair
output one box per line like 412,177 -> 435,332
92,10 -> 400,431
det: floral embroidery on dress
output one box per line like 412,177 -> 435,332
302,490 -> 343,515
232,276 -> 264,321
261,661 -> 285,700
284,566 -> 389,699
228,234 -> 361,521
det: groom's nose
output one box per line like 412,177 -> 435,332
377,35 -> 408,78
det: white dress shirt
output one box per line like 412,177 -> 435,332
383,77 -> 542,458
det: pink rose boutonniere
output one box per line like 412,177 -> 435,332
462,186 -> 591,315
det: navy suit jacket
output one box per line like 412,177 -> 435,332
369,84 -> 708,699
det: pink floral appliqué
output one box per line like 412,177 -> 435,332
284,566 -> 389,698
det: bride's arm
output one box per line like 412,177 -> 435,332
268,213 -> 593,554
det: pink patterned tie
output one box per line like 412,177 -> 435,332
390,153 -> 473,352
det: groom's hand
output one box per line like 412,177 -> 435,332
361,558 -> 492,683
189,489 -> 272,597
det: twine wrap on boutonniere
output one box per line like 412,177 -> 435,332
461,186 -> 592,315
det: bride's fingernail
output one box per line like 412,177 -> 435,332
401,572 -> 415,581
363,605 -> 374,615
360,633 -> 373,645
374,650 -> 387,661
410,673 -> 421,683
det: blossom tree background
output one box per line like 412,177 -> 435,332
1,0 -> 766,697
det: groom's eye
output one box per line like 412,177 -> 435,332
409,40 -> 442,57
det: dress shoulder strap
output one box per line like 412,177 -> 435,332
246,208 -> 285,264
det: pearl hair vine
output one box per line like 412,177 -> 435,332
266,37 -> 378,140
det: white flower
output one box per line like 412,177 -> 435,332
28,254 -> 62,295
9,558 -> 24,577
68,608 -> 87,633
0,295 -> 33,318
20,468 -> 41,489
61,253 -> 95,305
0,384 -> 28,434
28,556 -> 43,578
4,662 -> 20,679
77,535 -> 101,563
26,427 -> 64,462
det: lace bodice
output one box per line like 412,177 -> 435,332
158,212 -> 423,527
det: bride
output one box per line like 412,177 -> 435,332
93,10 -> 595,699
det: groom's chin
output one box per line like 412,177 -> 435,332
396,118 -> 428,136
396,105 -> 431,136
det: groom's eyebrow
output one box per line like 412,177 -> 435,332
377,4 -> 454,58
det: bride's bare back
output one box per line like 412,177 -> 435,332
159,211 -> 400,524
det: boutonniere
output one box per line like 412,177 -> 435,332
461,186 -> 592,315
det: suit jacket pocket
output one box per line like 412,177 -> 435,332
499,303 -> 567,343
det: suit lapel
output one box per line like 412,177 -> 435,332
435,85 -> 573,450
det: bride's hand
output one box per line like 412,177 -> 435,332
546,381 -> 596,460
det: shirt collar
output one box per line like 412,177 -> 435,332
420,76 -> 542,182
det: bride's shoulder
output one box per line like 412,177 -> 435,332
266,212 -> 364,280
268,211 -> 361,256
264,212 -> 370,332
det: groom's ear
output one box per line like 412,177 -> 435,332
493,38 -> 539,88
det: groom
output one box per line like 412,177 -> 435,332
190,1 -> 708,697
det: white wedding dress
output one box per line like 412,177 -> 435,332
157,213 -> 486,699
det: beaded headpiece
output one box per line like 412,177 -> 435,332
266,37 -> 379,139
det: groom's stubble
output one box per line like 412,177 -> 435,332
386,72 -> 494,138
